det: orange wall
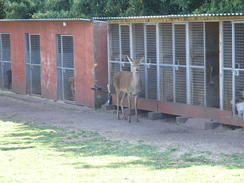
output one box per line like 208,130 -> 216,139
0,20 -> 107,107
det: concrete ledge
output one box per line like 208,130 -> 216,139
176,116 -> 189,124
185,118 -> 220,130
148,112 -> 163,120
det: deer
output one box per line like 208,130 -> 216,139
112,56 -> 143,122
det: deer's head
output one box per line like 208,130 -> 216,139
127,56 -> 144,73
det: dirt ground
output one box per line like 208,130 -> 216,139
0,92 -> 244,155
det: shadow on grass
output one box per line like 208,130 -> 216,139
0,119 -> 244,170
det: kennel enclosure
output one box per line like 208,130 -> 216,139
0,19 -> 107,107
95,13 -> 244,126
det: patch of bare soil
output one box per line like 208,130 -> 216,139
0,93 -> 244,155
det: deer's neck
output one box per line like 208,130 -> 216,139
131,72 -> 140,92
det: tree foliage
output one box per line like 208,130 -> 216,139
2,0 -> 244,19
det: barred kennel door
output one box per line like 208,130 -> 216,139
174,24 -> 187,103
56,35 -> 74,101
0,34 -> 11,90
145,24 -> 157,99
233,22 -> 244,115
159,23 -> 187,103
189,22 -> 206,106
25,34 -> 41,95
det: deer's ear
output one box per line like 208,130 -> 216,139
127,56 -> 133,63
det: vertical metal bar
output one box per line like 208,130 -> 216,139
107,24 -> 111,84
156,23 -> 160,100
119,24 -> 122,71
144,24 -> 148,99
172,24 -> 176,102
219,21 -> 224,110
186,22 -> 191,104
203,22 -> 207,106
129,23 -> 133,59
29,34 -> 33,95
61,35 -> 65,100
232,22 -> 236,115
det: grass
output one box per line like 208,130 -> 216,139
0,120 -> 243,183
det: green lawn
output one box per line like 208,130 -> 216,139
0,120 -> 243,183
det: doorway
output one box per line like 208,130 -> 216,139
205,22 -> 219,108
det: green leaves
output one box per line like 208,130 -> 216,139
2,0 -> 244,19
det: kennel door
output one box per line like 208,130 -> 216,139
174,23 -> 187,103
25,34 -> 41,95
233,22 -> 244,116
0,34 -> 11,90
189,22 -> 206,106
56,35 -> 74,101
145,24 -> 157,99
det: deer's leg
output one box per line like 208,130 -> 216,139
120,92 -> 126,120
116,91 -> 120,120
135,95 -> 139,122
128,94 -> 131,123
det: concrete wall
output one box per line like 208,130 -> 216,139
0,20 -> 108,107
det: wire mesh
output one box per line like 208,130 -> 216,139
132,23 -> 145,61
1,34 -> 11,62
189,22 -> 204,66
175,67 -> 187,103
25,34 -> 41,95
63,69 -> 74,101
62,36 -> 74,69
31,65 -> 41,95
146,25 -> 156,64
56,35 -> 74,101
109,24 -> 120,61
223,21 -> 232,68
189,22 -> 205,106
191,68 -> 205,105
159,23 -> 173,65
120,25 -> 130,61
223,70 -> 232,111
175,24 -> 186,66
160,66 -> 173,102
30,35 -> 40,65
235,23 -> 244,69
0,34 -> 11,90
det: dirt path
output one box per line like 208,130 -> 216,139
0,92 -> 244,155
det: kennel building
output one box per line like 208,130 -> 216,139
0,19 -> 107,107
94,13 -> 244,127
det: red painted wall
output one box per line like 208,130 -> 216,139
0,20 -> 108,107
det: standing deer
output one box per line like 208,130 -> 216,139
113,56 -> 143,122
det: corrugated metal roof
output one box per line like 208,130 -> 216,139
93,13 -> 244,20
0,18 -> 92,22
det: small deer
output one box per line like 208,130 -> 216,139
113,56 -> 143,122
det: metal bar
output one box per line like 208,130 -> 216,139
186,22 -> 191,104
28,34 -> 33,95
129,23 -> 133,59
119,24 -> 122,71
231,22 -> 236,115
61,35 -> 64,100
219,21 -> 224,110
172,24 -> 176,102
203,22 -> 207,106
156,23 -> 160,100
107,24 -> 111,84
144,23 -> 148,99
